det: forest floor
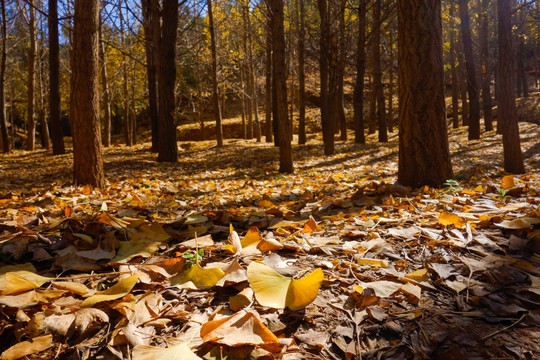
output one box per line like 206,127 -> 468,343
0,107 -> 539,359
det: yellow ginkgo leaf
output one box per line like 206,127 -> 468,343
0,334 -> 53,360
501,175 -> 515,190
81,274 -> 138,308
132,343 -> 201,360
301,216 -> 322,234
247,261 -> 323,310
405,269 -> 429,281
0,271 -> 52,296
170,263 -> 224,289
241,227 -> 263,248
357,258 -> 388,268
474,185 -> 485,193
438,212 -> 466,228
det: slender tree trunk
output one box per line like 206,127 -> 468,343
297,0 -> 306,144
244,2 -> 260,141
388,27 -> 395,133
207,0 -> 223,147
241,69 -> 247,139
99,14 -> 112,147
397,0 -> 453,187
130,64 -> 136,143
265,27 -> 273,143
0,0 -> 9,153
479,0 -> 493,131
26,0 -> 37,150
157,0 -> 178,162
71,0 -> 105,187
458,0 -> 480,140
449,1 -> 460,129
48,0 -> 65,154
368,76 -> 376,134
142,0 -> 159,151
497,0 -> 524,174
337,0 -> 347,141
353,0 -> 366,144
270,0 -> 293,172
373,0 -> 387,142
457,38 -> 469,127
516,39 -> 528,98
37,39 -> 50,149
318,0 -> 334,155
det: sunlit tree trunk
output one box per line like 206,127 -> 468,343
207,0 -> 223,147
458,0 -> 480,140
0,0 -> 9,153
26,0 -> 37,150
270,0 -> 293,172
48,0 -> 65,154
478,0 -> 493,131
398,0 -> 453,187
353,0 -> 366,144
497,0 -> 524,174
71,0 -> 105,187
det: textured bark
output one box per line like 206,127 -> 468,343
318,0 -> 334,155
458,0 -> 480,140
0,0 -> 9,153
26,0 -> 37,150
208,0 -> 223,147
449,1 -> 460,129
353,0 -> 366,144
98,15 -> 112,148
48,0 -> 65,154
397,0 -> 453,187
497,0 -> 524,174
373,0 -> 387,142
157,0 -> 179,162
478,0 -> 493,131
297,0 -> 306,145
142,0 -> 159,152
71,0 -> 105,187
270,0 -> 293,172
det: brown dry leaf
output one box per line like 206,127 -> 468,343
353,281 -> 402,298
81,274 -> 138,307
132,343 -> 201,360
0,334 -> 53,360
257,237 -> 284,252
230,287 -> 254,311
438,212 -> 467,228
215,259 -> 248,287
495,218 -> 533,230
200,310 -> 279,346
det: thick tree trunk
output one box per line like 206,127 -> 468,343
479,0 -> 493,131
26,0 -> 37,151
207,0 -> 223,147
71,0 -> 105,187
157,0 -> 178,162
449,1 -> 460,129
373,0 -> 387,142
297,0 -> 306,145
48,0 -> 65,154
318,0 -> 334,155
0,0 -> 9,153
270,0 -> 293,172
458,0 -> 480,140
397,0 -> 453,187
353,0 -> 366,144
98,15 -> 112,147
497,0 -> 524,174
142,0 -> 159,152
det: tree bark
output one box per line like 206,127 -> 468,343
516,39 -> 528,98
318,0 -> 334,155
71,0 -> 105,187
353,0 -> 366,144
270,0 -> 293,172
457,37 -> 469,127
373,0 -> 387,142
142,0 -> 159,151
388,26 -> 395,133
397,0 -> 453,187
449,1 -> 460,129
478,0 -> 493,131
297,0 -> 306,144
497,0 -> 524,174
98,12 -> 112,147
207,0 -> 223,147
26,0 -> 37,150
0,0 -> 9,152
265,27 -> 273,143
157,0 -> 179,162
337,0 -> 347,141
458,0 -> 480,140
48,0 -> 65,154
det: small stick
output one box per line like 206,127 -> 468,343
481,313 -> 527,341
53,271 -> 133,281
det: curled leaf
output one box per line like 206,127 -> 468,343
81,274 -> 138,308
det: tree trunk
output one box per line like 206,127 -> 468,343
397,0 -> 453,187
388,26 -> 395,133
99,13 -> 112,147
368,76 -> 376,134
270,0 -> 293,172
457,38 -> 469,127
71,0 -> 105,187
449,0 -> 460,129
207,0 -> 223,147
37,41 -> 50,149
26,0 -> 37,151
142,0 -> 159,151
516,39 -> 528,98
318,0 -> 334,155
0,0 -> 9,153
48,0 -> 65,154
478,0 -> 493,131
297,0 -> 306,144
458,0 -> 480,140
497,0 -> 524,174
373,0 -> 387,142
240,69 -> 247,139
353,0 -> 366,144
157,0 -> 178,162
265,28 -> 273,143
337,0 -> 347,141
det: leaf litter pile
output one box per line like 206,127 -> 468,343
0,123 -> 539,359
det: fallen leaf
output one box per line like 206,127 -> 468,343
501,175 -> 515,190
247,261 -> 323,310
132,343 -> 201,360
0,271 -> 51,296
405,269 -> 429,281
354,281 -> 402,298
0,334 -> 53,360
170,263 -> 224,289
302,216 -> 322,234
438,212 -> 467,228
356,258 -> 388,268
230,287 -> 254,311
495,218 -> 533,230
81,274 -> 138,307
